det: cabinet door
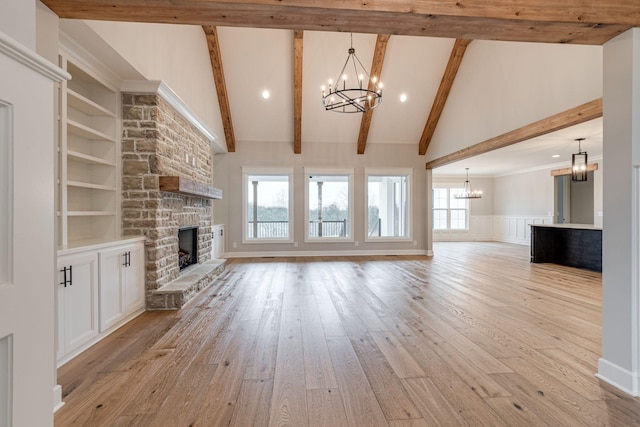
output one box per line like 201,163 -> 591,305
98,247 -> 125,331
57,252 -> 99,356
123,243 -> 145,315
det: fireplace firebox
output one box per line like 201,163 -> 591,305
178,226 -> 198,270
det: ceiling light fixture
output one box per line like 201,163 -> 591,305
400,94 -> 407,103
454,168 -> 483,199
321,34 -> 382,113
572,138 -> 588,182
552,154 -> 560,158
262,90 -> 270,99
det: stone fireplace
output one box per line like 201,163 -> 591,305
121,91 -> 224,309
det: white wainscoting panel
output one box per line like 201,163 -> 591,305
434,215 -> 494,242
434,215 -> 553,245
493,215 -> 553,245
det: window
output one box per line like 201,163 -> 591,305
365,169 -> 412,241
242,168 -> 293,243
305,169 -> 353,241
433,187 -> 468,230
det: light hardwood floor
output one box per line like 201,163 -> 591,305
55,242 -> 640,426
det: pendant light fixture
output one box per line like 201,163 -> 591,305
454,168 -> 482,199
321,34 -> 383,113
572,138 -> 588,182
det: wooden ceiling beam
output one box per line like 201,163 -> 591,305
293,30 -> 303,154
203,25 -> 235,153
425,98 -> 603,170
419,39 -> 472,156
41,1 -> 640,27
357,34 -> 390,155
41,1 -> 630,45
551,163 -> 598,177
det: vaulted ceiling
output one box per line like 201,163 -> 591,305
42,1 -> 637,173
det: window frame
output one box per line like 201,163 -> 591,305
432,185 -> 470,231
242,167 -> 294,244
304,167 -> 354,243
364,168 -> 413,243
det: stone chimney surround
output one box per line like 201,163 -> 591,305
120,82 -> 224,309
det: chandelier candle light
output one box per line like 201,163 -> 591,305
454,168 -> 483,199
572,137 -> 588,182
322,34 -> 383,113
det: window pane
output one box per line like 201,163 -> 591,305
433,188 -> 448,209
368,175 -> 408,238
450,209 -> 467,230
433,209 -> 448,230
450,188 -> 466,209
246,174 -> 290,239
308,175 -> 350,238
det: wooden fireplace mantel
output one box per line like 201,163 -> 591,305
159,176 -> 223,200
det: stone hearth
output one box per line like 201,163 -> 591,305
121,92 -> 223,309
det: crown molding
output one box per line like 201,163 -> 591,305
0,31 -> 69,82
121,80 -> 225,154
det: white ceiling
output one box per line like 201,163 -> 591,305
434,117 -> 603,177
214,27 -> 603,177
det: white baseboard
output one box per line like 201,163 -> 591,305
53,384 -> 64,413
225,249 -> 429,258
597,357 -> 639,396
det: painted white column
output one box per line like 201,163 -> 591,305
426,168 -> 434,256
598,27 -> 640,396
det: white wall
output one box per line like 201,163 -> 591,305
35,2 -> 59,64
217,141 -> 428,256
494,169 -> 554,217
427,41 -> 602,160
0,0 -> 35,49
83,20 -> 224,145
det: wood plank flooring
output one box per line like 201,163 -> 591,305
55,242 -> 640,426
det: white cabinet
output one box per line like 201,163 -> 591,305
123,243 -> 145,315
212,224 -> 225,259
56,237 -> 145,366
57,251 -> 99,362
98,241 -> 145,332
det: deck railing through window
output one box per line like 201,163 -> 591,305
246,220 -> 289,239
308,219 -> 347,238
246,220 -> 348,238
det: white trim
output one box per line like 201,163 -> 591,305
304,169 -> 354,243
0,334 -> 11,425
59,31 -> 120,88
53,385 -> 64,413
225,249 -> 429,258
0,103 -> 12,288
0,31 -> 69,82
597,357 -> 639,397
242,168 -> 294,244
364,168 -> 413,243
120,80 -> 224,153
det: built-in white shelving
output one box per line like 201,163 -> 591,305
57,52 -> 120,249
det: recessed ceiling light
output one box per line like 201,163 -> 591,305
400,94 -> 407,103
262,90 -> 270,99
552,154 -> 560,158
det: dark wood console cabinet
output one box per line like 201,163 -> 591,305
530,224 -> 602,272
